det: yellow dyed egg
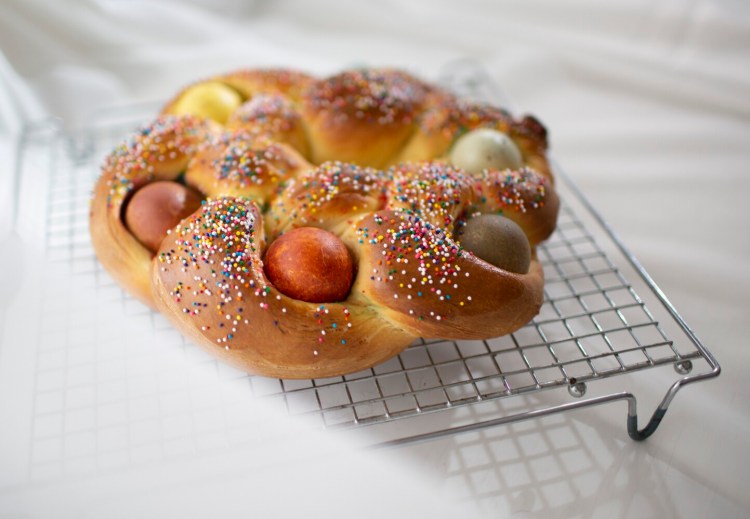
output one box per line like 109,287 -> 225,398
172,81 -> 243,124
450,128 -> 523,174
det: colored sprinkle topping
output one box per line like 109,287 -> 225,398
213,139 -> 286,187
103,115 -> 205,205
419,99 -> 511,138
104,70 -> 555,355
229,93 -> 300,134
385,162 -> 473,229
231,69 -> 312,98
158,197 -> 264,346
157,196 -> 354,348
306,69 -> 425,125
271,161 -> 383,226
357,212 -> 468,321
473,167 -> 549,214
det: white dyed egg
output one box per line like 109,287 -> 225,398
449,128 -> 523,174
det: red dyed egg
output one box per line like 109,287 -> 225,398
125,181 -> 203,252
264,227 -> 355,303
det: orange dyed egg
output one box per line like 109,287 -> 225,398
264,227 -> 354,303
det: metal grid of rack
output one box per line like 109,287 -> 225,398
20,61 -> 719,453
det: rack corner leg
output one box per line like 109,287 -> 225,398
627,408 -> 667,441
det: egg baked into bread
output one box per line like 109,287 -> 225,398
90,67 -> 559,379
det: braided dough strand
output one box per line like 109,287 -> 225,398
90,67 -> 559,378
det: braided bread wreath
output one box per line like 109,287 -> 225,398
90,68 -> 560,379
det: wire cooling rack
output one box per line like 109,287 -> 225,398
14,61 -> 720,458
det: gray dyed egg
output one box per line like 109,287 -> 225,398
458,214 -> 531,274
449,128 -> 523,174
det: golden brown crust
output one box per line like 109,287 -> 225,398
395,98 -> 509,163
151,198 -> 416,378
396,98 -> 553,182
218,68 -> 317,102
185,131 -> 312,202
89,115 -> 217,308
469,168 -> 559,246
383,161 -> 475,232
92,66 -> 559,378
300,69 -> 431,167
225,93 -> 311,157
265,161 -> 386,240
510,115 -> 552,181
348,210 -> 544,339
162,69 -> 316,115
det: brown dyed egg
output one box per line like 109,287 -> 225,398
264,227 -> 354,303
125,181 -> 203,253
458,214 -> 531,274
450,128 -> 523,174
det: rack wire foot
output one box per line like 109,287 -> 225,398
377,363 -> 720,448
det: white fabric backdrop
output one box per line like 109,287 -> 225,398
1,0 -> 749,517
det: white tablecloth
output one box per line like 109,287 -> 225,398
1,0 -> 749,517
